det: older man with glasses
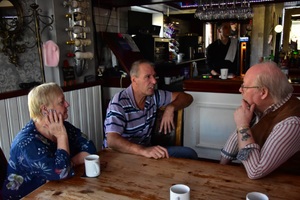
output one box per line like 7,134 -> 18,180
220,62 -> 300,179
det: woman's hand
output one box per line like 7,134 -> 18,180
43,110 -> 67,139
44,110 -> 70,154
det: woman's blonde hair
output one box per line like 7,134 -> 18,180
28,82 -> 62,121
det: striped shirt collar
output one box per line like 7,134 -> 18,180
127,84 -> 137,109
127,84 -> 152,110
261,93 -> 292,118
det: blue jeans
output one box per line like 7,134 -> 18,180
164,146 -> 198,160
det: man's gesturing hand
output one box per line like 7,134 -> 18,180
159,107 -> 175,134
141,145 -> 169,159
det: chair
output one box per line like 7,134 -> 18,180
0,147 -> 8,199
151,107 -> 183,146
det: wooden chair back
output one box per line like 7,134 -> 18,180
151,107 -> 183,146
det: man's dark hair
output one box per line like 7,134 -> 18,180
216,22 -> 223,29
216,21 -> 230,29
130,60 -> 155,77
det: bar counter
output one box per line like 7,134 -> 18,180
183,76 -> 300,97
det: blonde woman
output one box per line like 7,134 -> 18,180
2,83 -> 96,200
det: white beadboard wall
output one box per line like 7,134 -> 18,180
0,85 -> 103,160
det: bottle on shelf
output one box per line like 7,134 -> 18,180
289,51 -> 297,68
65,26 -> 91,34
281,55 -> 288,69
66,39 -> 91,47
278,45 -> 285,65
75,52 -> 93,60
293,50 -> 299,67
74,13 -> 91,22
73,20 -> 86,27
269,50 -> 274,61
63,1 -> 89,8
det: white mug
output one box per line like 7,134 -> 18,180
220,68 -> 228,79
164,77 -> 171,85
177,53 -> 184,62
246,192 -> 269,200
170,184 -> 190,200
84,155 -> 100,177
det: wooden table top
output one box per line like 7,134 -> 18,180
23,149 -> 300,200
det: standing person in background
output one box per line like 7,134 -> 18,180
220,62 -> 300,179
206,21 -> 238,76
2,83 -> 97,200
103,60 -> 198,160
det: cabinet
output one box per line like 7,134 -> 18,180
133,35 -> 170,63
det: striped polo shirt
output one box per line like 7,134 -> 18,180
103,84 -> 172,148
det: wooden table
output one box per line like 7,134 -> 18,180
23,149 -> 300,200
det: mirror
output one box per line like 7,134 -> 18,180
0,0 -> 25,67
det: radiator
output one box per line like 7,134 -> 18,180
0,85 -> 103,160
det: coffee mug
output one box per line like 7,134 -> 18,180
246,192 -> 269,200
165,77 -> 171,85
177,53 -> 184,62
220,68 -> 228,79
84,155 -> 100,177
170,184 -> 190,200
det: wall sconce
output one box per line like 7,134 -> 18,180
274,25 -> 283,33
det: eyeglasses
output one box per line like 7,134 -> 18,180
240,84 -> 260,92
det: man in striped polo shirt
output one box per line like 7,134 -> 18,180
221,62 -> 300,179
103,60 -> 198,160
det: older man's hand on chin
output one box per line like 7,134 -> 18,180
234,99 -> 255,129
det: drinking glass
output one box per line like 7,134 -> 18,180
203,1 -> 210,20
206,0 -> 214,20
222,0 -> 229,19
246,0 -> 254,19
229,0 -> 238,19
214,1 -> 222,20
237,1 -> 245,20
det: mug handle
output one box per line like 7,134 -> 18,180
94,163 -> 100,175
